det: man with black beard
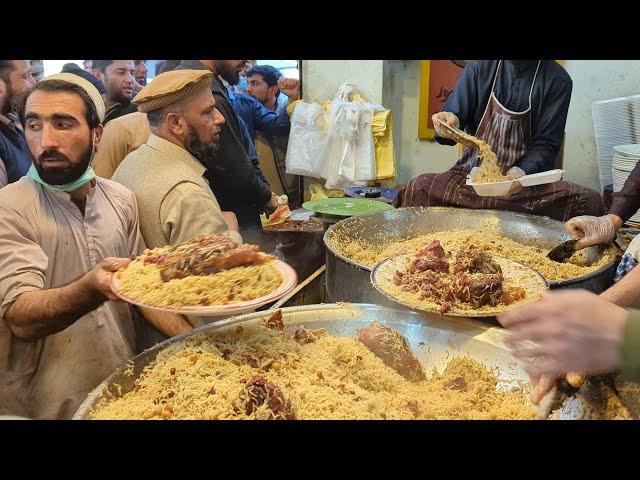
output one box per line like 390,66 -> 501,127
91,60 -> 138,125
175,60 -> 277,243
112,69 -> 241,248
0,73 -> 192,419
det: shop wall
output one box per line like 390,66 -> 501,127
301,60 -> 385,104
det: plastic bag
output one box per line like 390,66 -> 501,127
285,102 -> 328,177
320,100 -> 377,190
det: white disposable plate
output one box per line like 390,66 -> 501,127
614,144 -> 640,158
111,260 -> 298,316
466,169 -> 564,196
517,169 -> 565,187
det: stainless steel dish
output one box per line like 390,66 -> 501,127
325,207 -> 618,306
74,303 -> 575,420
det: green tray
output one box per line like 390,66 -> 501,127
302,197 -> 394,217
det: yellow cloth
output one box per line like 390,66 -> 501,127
308,182 -> 344,201
371,109 -> 396,180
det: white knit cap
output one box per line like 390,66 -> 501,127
40,72 -> 106,122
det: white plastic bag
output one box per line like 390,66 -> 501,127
320,100 -> 377,190
285,102 -> 328,177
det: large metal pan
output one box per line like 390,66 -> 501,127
324,207 -> 618,306
74,303 -> 577,420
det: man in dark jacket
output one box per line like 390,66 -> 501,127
91,60 -> 138,124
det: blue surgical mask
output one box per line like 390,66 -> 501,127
28,164 -> 96,192
27,136 -> 97,192
235,75 -> 248,92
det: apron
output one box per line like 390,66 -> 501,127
457,60 -> 540,171
394,61 -> 605,222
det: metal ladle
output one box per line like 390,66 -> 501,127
546,239 -> 579,263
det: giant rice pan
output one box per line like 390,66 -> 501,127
327,216 -> 617,283
89,315 -> 537,420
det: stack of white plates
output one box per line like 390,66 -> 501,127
612,143 -> 640,225
592,95 -> 640,190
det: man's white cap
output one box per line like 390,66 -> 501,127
40,72 -> 106,122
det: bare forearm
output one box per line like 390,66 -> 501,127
601,264 -> 640,308
137,307 -> 193,338
5,273 -> 105,340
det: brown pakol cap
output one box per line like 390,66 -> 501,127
133,69 -> 213,113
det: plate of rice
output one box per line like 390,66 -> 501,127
111,234 -> 298,316
371,240 -> 547,317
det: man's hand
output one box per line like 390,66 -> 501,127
222,211 -> 239,232
265,193 -> 279,216
432,111 -> 460,138
498,290 -> 627,380
86,257 -> 131,301
506,166 -> 526,180
565,214 -> 621,250
503,167 -> 525,196
278,78 -> 300,100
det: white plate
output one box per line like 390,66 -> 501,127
614,144 -> 640,158
466,168 -> 564,196
517,169 -> 564,187
111,260 -> 298,316
370,252 -> 548,317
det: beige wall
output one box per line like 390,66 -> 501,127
301,60 -> 384,104
382,60 -> 457,187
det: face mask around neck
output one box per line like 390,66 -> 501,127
27,134 -> 97,192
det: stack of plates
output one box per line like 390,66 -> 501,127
592,95 -> 640,190
612,143 -> 640,225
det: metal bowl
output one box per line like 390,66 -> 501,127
74,303 -> 556,420
324,207 -> 617,306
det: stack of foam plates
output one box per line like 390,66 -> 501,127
612,143 -> 640,226
592,95 -> 640,191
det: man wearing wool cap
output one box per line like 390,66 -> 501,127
112,69 -> 241,250
0,73 -> 192,419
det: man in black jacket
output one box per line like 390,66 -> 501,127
176,60 -> 276,243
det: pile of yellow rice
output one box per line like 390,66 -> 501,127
90,323 -> 536,420
472,141 -> 509,183
115,259 -> 282,308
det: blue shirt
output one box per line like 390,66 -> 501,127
227,87 -> 291,140
0,113 -> 31,185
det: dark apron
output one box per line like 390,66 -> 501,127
395,61 -> 604,222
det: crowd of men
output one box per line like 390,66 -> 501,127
0,60 -> 301,418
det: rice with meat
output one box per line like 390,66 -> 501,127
375,250 -> 546,315
115,260 -> 282,308
328,218 -> 616,282
89,322 -> 536,420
